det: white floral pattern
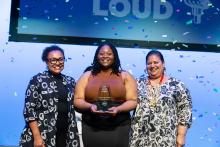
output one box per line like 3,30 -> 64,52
129,75 -> 192,147
19,71 -> 79,147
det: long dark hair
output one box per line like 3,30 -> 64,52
91,42 -> 122,75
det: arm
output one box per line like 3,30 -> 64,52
23,76 -> 45,146
29,121 -> 45,147
108,71 -> 137,114
73,71 -> 95,111
176,125 -> 187,147
176,82 -> 192,147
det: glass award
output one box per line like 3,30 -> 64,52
96,85 -> 112,111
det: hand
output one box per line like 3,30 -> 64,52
90,104 -> 98,112
176,134 -> 185,147
107,106 -> 120,116
34,136 -> 45,147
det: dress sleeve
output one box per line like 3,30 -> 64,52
23,76 -> 40,123
175,81 -> 192,128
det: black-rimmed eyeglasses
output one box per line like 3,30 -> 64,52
47,57 -> 65,64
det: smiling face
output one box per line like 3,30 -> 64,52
97,45 -> 115,70
146,54 -> 165,79
46,50 -> 65,75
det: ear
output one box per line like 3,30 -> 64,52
163,63 -> 166,71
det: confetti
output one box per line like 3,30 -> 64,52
208,128 -> 213,132
14,92 -> 18,97
182,32 -> 190,36
124,20 -> 129,23
10,57 -> 15,62
186,20 -> 192,25
182,44 -> 188,48
213,88 -> 218,93
128,26 -> 133,29
104,17 -> 108,21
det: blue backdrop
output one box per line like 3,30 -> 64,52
1,0 -> 220,146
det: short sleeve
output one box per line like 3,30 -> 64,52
175,81 -> 192,128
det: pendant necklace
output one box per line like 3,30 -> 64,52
147,74 -> 164,108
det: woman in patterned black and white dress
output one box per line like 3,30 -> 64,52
129,50 -> 192,147
19,45 -> 80,147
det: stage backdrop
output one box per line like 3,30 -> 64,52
9,0 -> 220,51
1,0 -> 220,146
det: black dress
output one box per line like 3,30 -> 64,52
53,74 -> 69,147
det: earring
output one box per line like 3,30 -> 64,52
144,68 -> 147,74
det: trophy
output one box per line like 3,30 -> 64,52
96,85 -> 112,111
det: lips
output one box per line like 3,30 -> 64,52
52,65 -> 63,70
149,68 -> 158,72
100,58 -> 111,63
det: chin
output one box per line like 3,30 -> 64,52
52,70 -> 62,75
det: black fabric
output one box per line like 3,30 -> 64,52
82,119 -> 130,147
82,112 -> 130,129
19,71 -> 80,147
53,73 -> 69,146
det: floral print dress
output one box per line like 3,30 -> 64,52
129,75 -> 192,147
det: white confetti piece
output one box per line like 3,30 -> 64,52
14,92 -> 18,96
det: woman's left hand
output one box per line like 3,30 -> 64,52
176,134 -> 185,147
108,106 -> 120,116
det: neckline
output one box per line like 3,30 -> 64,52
48,70 -> 62,79
148,74 -> 164,86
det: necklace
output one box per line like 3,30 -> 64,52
147,74 -> 164,108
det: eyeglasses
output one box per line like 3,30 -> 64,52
47,57 -> 65,64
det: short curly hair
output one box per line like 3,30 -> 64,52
41,45 -> 65,62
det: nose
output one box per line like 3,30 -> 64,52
101,53 -> 109,58
148,63 -> 155,68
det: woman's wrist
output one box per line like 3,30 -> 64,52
89,103 -> 96,110
116,106 -> 122,113
177,133 -> 186,136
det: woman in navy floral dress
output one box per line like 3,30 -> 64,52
19,46 -> 79,147
129,50 -> 192,147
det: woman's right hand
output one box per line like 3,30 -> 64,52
90,104 -> 98,112
34,136 -> 45,147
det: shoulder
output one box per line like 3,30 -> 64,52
30,71 -> 47,81
120,71 -> 137,84
168,77 -> 188,89
26,71 -> 47,86
76,71 -> 91,83
136,74 -> 147,83
120,70 -> 133,80
169,77 -> 184,84
62,74 -> 75,81
81,71 -> 91,78
62,74 -> 76,84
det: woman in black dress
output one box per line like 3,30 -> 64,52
19,45 -> 80,147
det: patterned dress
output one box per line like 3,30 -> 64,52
129,75 -> 192,147
19,71 -> 80,147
